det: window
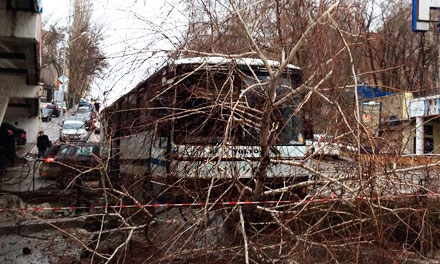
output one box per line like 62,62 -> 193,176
57,146 -> 78,161
63,122 -> 84,130
413,137 -> 435,154
129,94 -> 137,108
425,125 -> 433,136
46,145 -> 61,157
77,146 -> 94,156
425,137 -> 434,153
237,75 -> 303,145
173,72 -> 234,145
173,71 -> 303,146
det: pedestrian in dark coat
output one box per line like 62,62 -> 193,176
94,101 -> 100,112
37,131 -> 51,158
0,128 -> 11,167
6,129 -> 16,164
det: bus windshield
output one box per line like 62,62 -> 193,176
173,71 -> 303,146
237,75 -> 303,145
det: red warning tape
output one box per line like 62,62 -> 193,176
0,200 -> 291,213
0,193 -> 437,213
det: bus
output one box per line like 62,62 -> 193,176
101,57 -> 311,200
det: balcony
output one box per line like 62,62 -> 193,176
0,0 -> 42,85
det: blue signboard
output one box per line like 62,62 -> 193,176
357,85 -> 393,99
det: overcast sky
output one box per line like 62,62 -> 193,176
42,0 -> 188,105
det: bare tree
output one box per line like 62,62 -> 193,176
18,1 -> 440,263
67,0 -> 107,107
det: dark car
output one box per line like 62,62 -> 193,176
79,100 -> 89,108
46,103 -> 60,117
0,123 -> 26,145
41,108 -> 53,122
39,142 -> 100,184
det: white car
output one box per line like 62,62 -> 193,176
78,106 -> 90,112
60,120 -> 88,142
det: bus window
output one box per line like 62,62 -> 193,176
237,74 -> 303,146
173,72 -> 233,145
172,68 -> 303,146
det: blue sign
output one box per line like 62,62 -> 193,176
357,85 -> 393,99
412,0 -> 440,32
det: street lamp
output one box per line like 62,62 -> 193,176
59,31 -> 89,124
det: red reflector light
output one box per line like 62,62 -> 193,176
20,134 -> 26,138
44,157 -> 55,163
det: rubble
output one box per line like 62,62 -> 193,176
0,194 -> 92,263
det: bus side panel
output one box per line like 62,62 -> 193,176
170,160 -> 310,179
120,130 -> 153,176
170,160 -> 253,179
150,136 -> 168,177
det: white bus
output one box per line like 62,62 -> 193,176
102,57 -> 311,200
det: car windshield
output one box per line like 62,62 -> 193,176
63,122 -> 84,130
42,108 -> 50,114
77,110 -> 90,115
46,145 -> 61,157
74,114 -> 88,121
0,123 -> 19,132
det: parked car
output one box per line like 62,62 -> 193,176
78,106 -> 90,112
46,103 -> 60,117
74,109 -> 92,129
0,123 -> 26,145
41,108 -> 53,122
39,142 -> 100,182
60,120 -> 88,142
79,99 -> 89,108
56,102 -> 66,113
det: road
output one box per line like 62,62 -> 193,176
42,116 -> 62,143
40,112 -> 99,143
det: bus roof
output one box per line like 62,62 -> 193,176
174,56 -> 300,70
103,56 -> 301,114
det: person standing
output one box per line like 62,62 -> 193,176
6,130 -> 16,164
37,131 -> 51,158
0,129 -> 16,167
94,101 -> 100,112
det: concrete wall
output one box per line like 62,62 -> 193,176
0,76 -> 42,144
3,106 -> 40,144
0,1 -> 41,41
0,0 -> 42,145
0,97 -> 9,123
0,76 -> 41,98
377,93 -> 412,122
